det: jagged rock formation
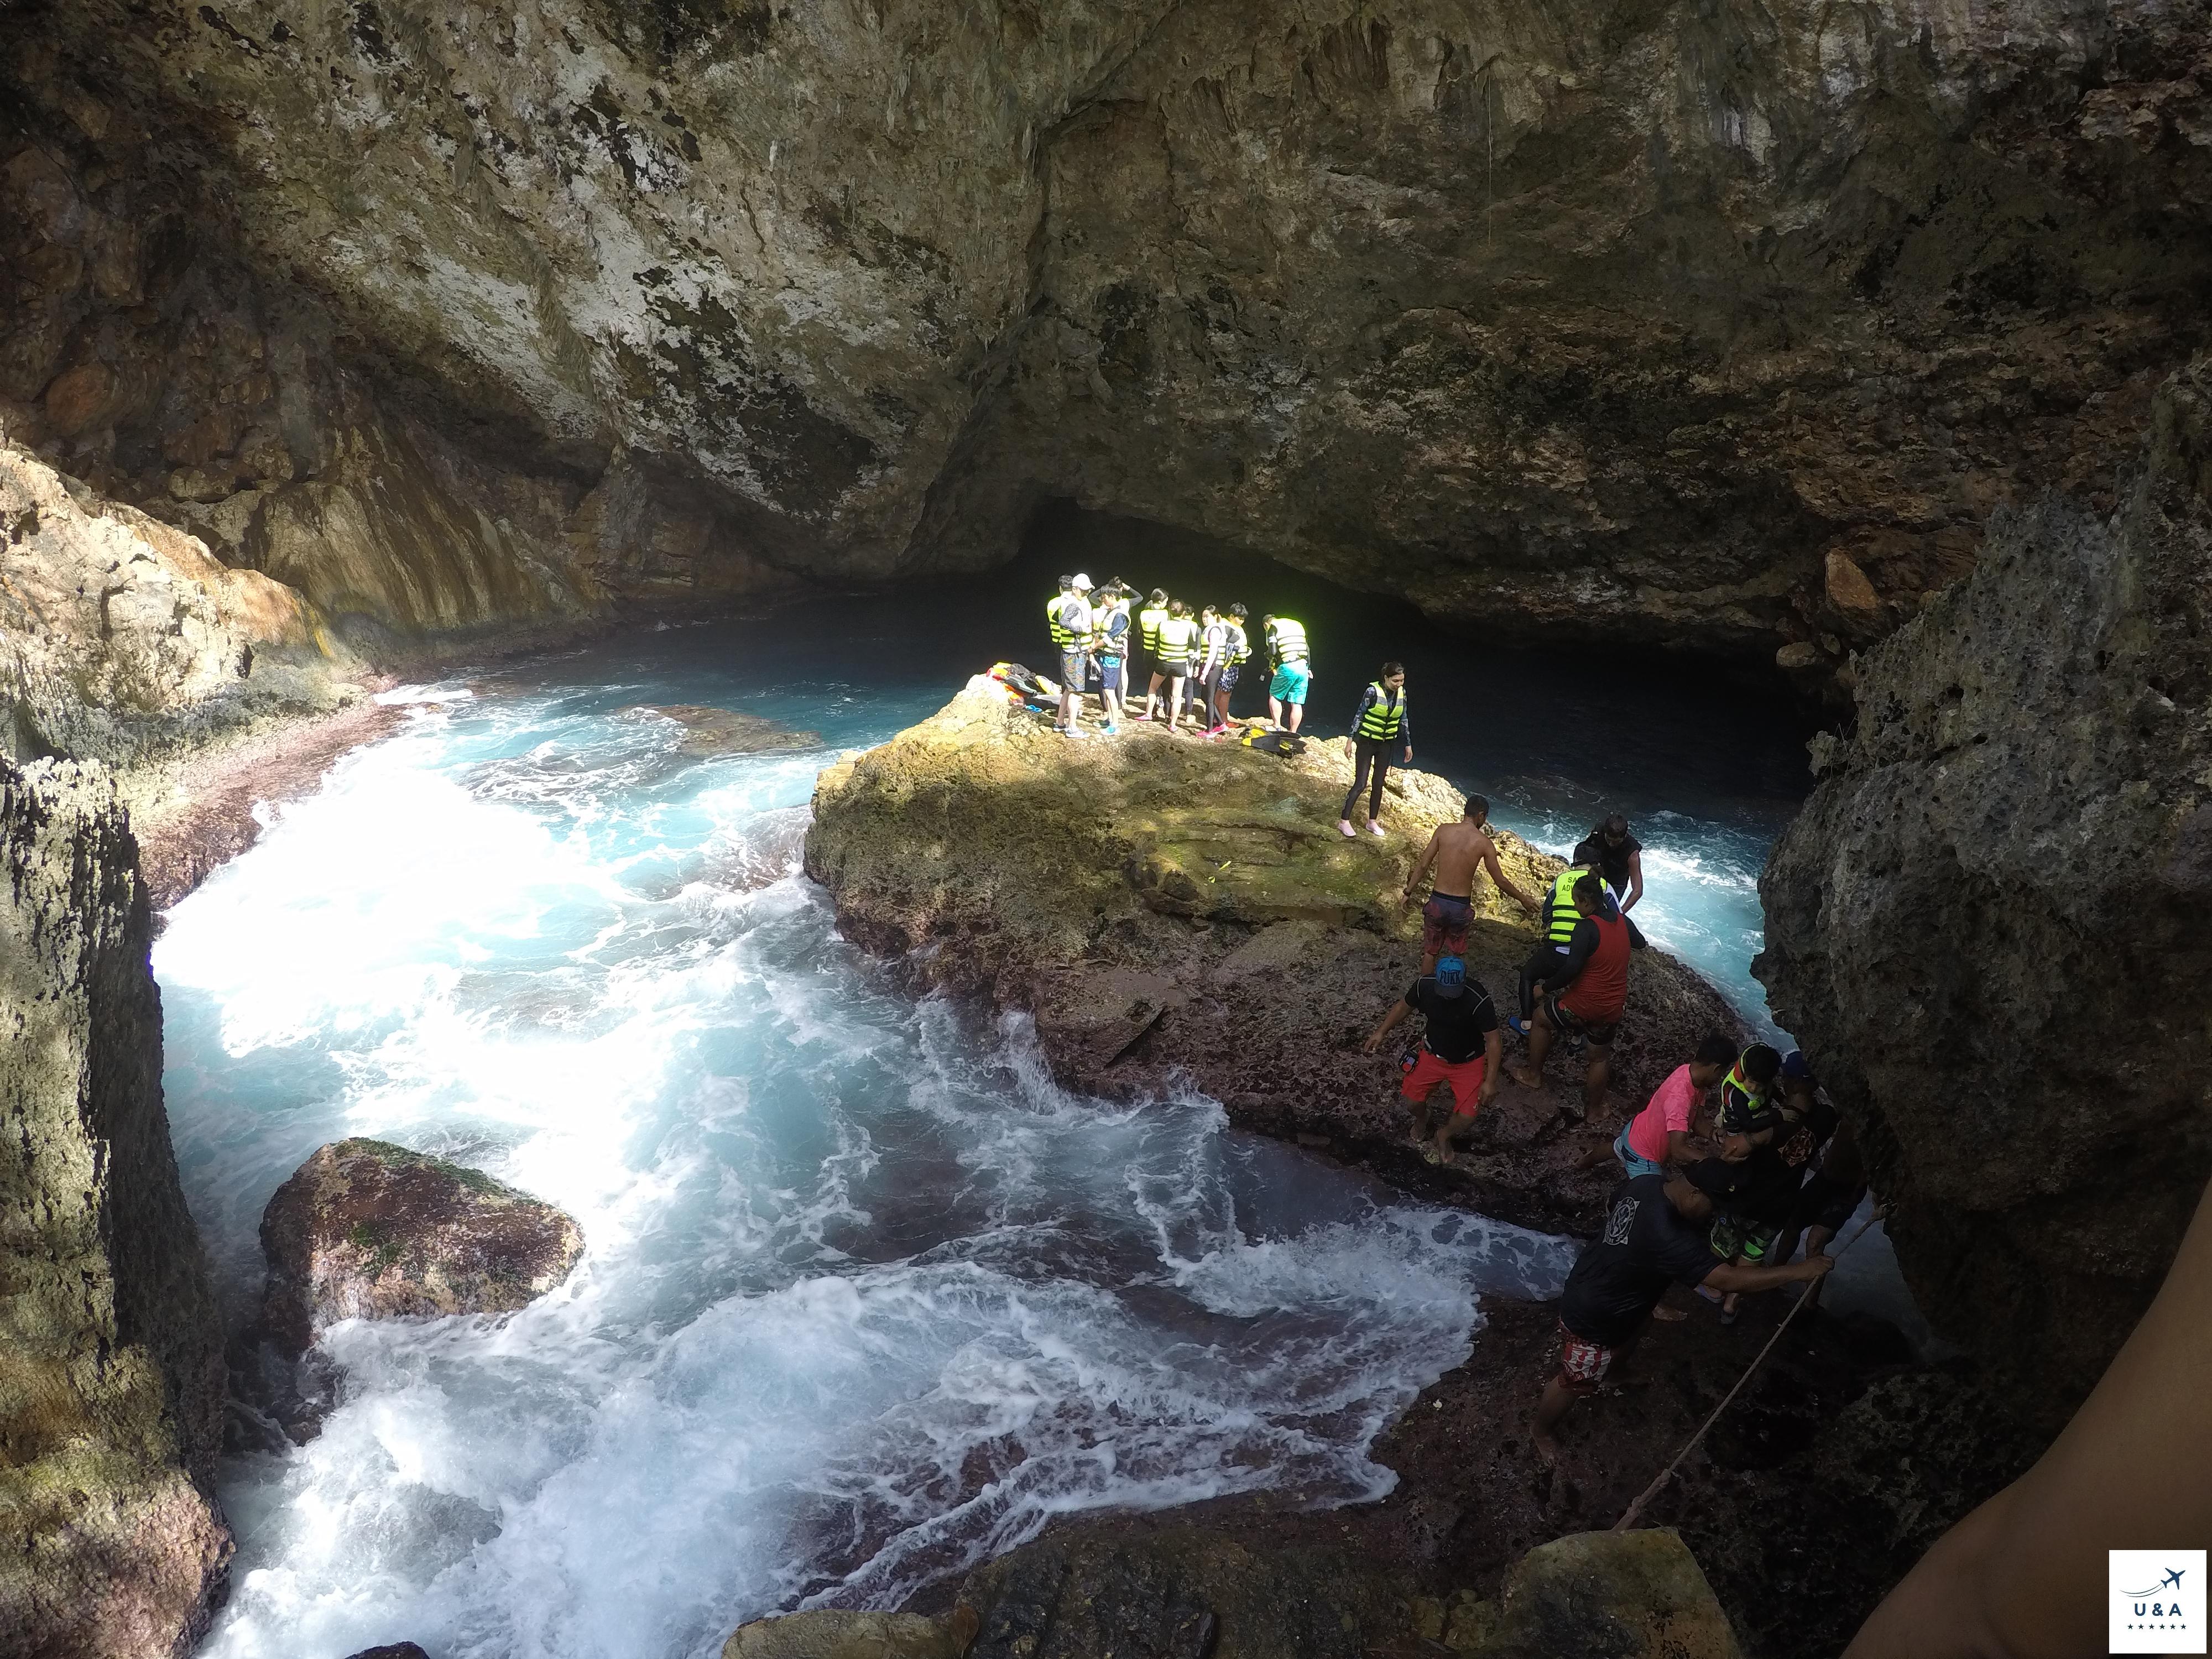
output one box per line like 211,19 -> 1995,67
258,1138 -> 586,1356
0,757 -> 231,1658
805,678 -> 1741,1233
5,0 -> 2208,681
1,435 -> 360,766
1757,353 -> 2212,1421
722,1525 -> 1742,1657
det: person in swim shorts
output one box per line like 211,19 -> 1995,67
1361,954 -> 1501,1166
1402,793 -> 1541,972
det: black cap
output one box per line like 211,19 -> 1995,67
1683,1158 -> 1743,1199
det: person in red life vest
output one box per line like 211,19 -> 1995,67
1359,953 -> 1502,1167
1507,872 -> 1631,1117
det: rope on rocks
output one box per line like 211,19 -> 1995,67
1610,1209 -> 1885,1533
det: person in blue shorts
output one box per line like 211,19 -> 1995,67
1262,614 -> 1311,732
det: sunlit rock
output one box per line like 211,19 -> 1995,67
0,757 -> 231,1658
258,1138 -> 585,1357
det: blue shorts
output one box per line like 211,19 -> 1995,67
1270,661 -> 1310,703
1097,656 -> 1124,692
1613,1121 -> 1665,1180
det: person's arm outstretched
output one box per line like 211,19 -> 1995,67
1623,847 -> 1645,914
1483,837 -> 1538,913
1361,994 -> 1415,1053
1404,830 -> 1441,901
1844,1175 -> 2212,1659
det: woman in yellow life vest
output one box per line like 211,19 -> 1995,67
1135,589 -> 1171,717
1148,601 -> 1201,732
1339,663 -> 1410,837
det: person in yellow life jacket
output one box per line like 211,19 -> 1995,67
1134,589 -> 1171,719
1091,581 -> 1133,735
1262,614 -> 1311,732
1507,872 -> 1632,1117
1050,573 -> 1095,737
1151,600 -> 1201,733
1339,664 -> 1410,838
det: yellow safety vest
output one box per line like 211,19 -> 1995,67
1720,1057 -> 1777,1129
1228,623 -> 1250,665
1268,618 -> 1308,664
1157,615 -> 1198,658
1138,607 -> 1168,655
1354,682 -> 1406,741
1047,594 -> 1073,649
1096,604 -> 1131,658
1544,866 -> 1620,942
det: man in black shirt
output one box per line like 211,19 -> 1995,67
1533,1165 -> 1834,1464
1361,954 -> 1501,1167
1571,813 -> 1645,914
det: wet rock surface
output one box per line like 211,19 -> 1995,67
0,757 -> 232,1657
6,2 -> 2208,681
807,679 -> 1743,1235
257,1138 -> 585,1358
1759,353 -> 2212,1421
625,703 -> 822,755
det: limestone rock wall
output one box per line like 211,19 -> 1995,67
0,757 -> 232,1657
4,0 -> 2206,681
1756,353 -> 2212,1421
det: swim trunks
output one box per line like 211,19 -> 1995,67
1611,1120 -> 1665,1180
1421,891 -> 1473,958
1555,1321 -> 1615,1395
1060,649 -> 1089,689
1543,993 -> 1618,1048
1218,663 -> 1240,691
1400,1046 -> 1488,1117
1709,1215 -> 1782,1265
1270,660 -> 1310,704
1097,656 -> 1124,692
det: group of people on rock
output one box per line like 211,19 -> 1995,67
1044,574 -> 1427,841
1045,572 -> 1313,741
1358,788 -> 1868,1467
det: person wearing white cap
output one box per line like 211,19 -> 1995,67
1052,575 -> 1095,735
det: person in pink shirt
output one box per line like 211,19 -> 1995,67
1614,1035 -> 1734,1178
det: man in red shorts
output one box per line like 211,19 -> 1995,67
1360,954 -> 1501,1166
1532,1162 -> 1835,1464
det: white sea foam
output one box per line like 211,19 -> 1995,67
159,687 -> 1573,1659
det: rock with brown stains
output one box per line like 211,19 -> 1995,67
258,1139 -> 584,1356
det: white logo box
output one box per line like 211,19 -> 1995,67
2111,1548 -> 2207,1655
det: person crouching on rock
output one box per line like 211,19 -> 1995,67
1360,953 -> 1501,1166
1508,873 -> 1630,1118
1532,1161 -> 1834,1466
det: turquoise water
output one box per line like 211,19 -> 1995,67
155,570 -> 1830,1657
156,635 -> 1578,1659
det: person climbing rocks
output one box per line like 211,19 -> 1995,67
1691,1139 -> 1809,1325
1134,589 -> 1171,719
1768,1051 -> 1866,1313
1208,603 -> 1250,733
1572,813 -> 1646,915
1360,953 -> 1501,1167
1402,793 -> 1541,973
1507,872 -> 1630,1117
1045,575 -> 1094,736
1713,1043 -> 1788,1156
1262,614 -> 1310,732
1533,1164 -> 1834,1465
1091,581 -> 1131,736
1154,599 -> 1199,734
1339,664 -> 1410,838
1611,1034 -> 1736,1180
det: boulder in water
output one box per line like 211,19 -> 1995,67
722,1610 -> 972,1659
258,1139 -> 583,1355
625,703 -> 821,756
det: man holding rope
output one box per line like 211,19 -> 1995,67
1533,1162 -> 1834,1465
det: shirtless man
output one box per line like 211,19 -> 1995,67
1403,794 -> 1541,974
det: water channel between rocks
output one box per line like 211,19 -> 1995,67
156,555 -> 1892,1658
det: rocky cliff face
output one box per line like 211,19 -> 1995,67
5,0 -> 2206,680
1757,353 -> 2212,1421
0,757 -> 231,1657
